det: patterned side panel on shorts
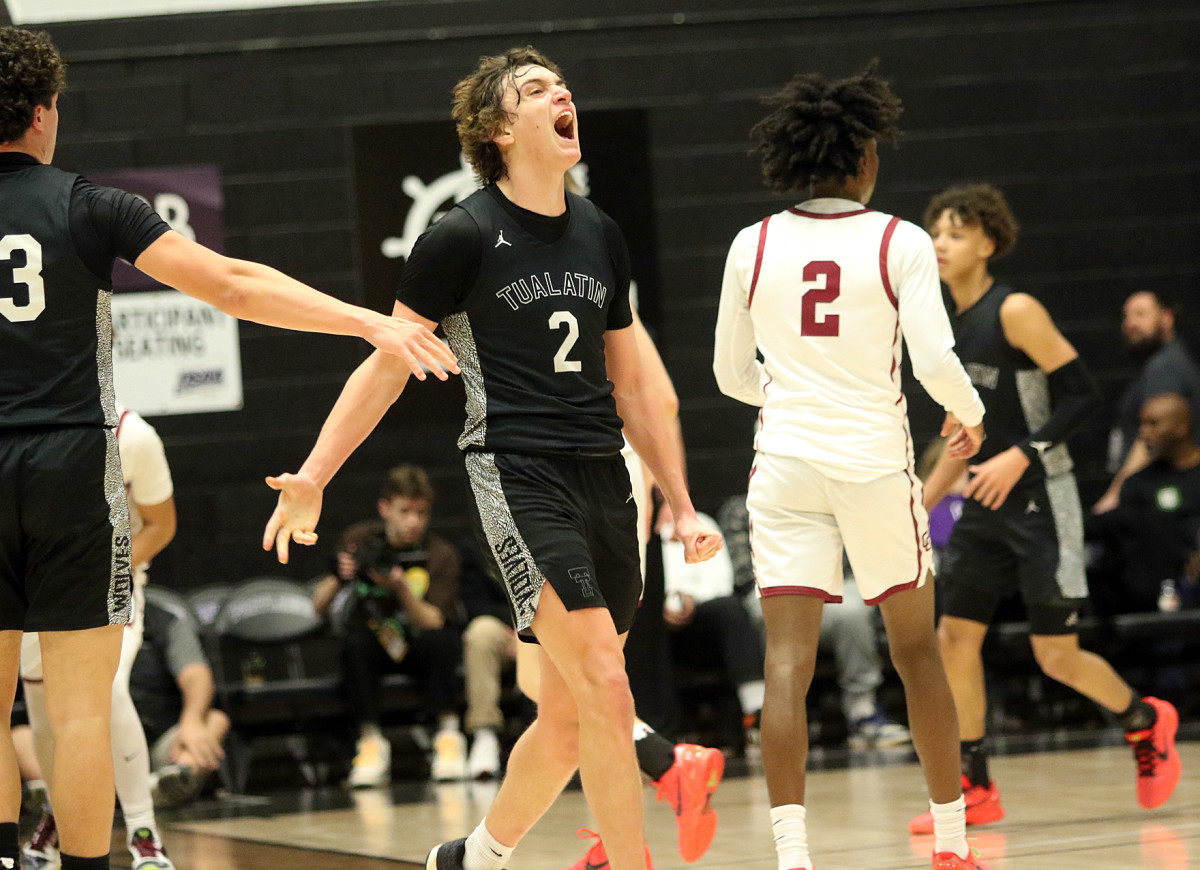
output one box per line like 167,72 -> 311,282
443,311 -> 487,450
105,427 -> 134,625
465,452 -> 547,632
1045,472 -> 1088,599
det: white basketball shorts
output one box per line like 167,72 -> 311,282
747,451 -> 932,604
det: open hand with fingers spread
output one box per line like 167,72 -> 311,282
262,471 -> 323,563
365,313 -> 460,381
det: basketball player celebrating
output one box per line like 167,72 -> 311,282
910,183 -> 1180,834
713,66 -> 990,870
0,26 -> 455,870
261,47 -> 721,870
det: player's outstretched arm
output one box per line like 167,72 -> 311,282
606,324 -> 722,564
263,303 -> 427,563
134,231 -> 459,380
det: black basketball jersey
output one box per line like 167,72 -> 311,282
0,156 -> 168,430
399,186 -> 632,456
0,160 -> 115,428
952,283 -> 1073,485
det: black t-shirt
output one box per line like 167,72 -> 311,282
1118,458 -> 1200,588
396,185 -> 633,456
953,283 -> 1073,487
0,153 -> 169,428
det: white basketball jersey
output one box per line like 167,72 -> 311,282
714,197 -> 984,482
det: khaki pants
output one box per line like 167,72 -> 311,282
464,614 -> 516,732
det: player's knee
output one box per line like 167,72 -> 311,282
888,634 -> 940,677
764,653 -> 819,695
936,621 -> 975,663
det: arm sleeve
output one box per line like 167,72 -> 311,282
1016,356 -> 1102,460
892,221 -> 985,426
713,224 -> 769,407
394,208 -> 482,322
599,210 -> 634,331
121,416 -> 174,506
69,179 -> 171,281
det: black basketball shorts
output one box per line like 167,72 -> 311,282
464,451 -> 642,641
938,473 -> 1088,635
0,426 -> 133,632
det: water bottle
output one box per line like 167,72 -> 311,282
1158,579 -> 1181,613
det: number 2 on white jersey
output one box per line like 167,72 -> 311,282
0,234 -> 46,323
801,260 -> 840,337
549,310 -> 582,373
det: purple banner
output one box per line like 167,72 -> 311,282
89,165 -> 226,291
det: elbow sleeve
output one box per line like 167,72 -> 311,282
1017,357 -> 1101,459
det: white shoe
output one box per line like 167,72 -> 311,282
848,711 -> 912,750
128,827 -> 175,870
468,729 -> 501,779
347,733 -> 391,788
430,728 -> 468,781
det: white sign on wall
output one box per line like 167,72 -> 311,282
112,290 -> 244,416
5,0 -> 384,25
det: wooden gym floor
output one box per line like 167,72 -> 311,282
128,732 -> 1199,869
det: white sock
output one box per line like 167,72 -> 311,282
463,820 -> 513,870
738,680 -> 766,719
111,686 -> 156,833
632,719 -> 654,741
439,714 -> 462,733
931,795 -> 968,858
769,804 -> 810,870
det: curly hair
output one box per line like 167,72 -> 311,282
0,27 -> 66,145
452,46 -> 564,185
750,62 -> 903,194
923,183 -> 1020,260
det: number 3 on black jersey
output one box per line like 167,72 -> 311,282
0,234 -> 46,322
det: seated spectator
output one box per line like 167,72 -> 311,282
1089,393 -> 1200,614
1095,290 -> 1200,513
311,464 -> 465,787
128,597 -> 231,808
658,503 -> 765,739
718,495 -> 910,749
456,537 -> 518,779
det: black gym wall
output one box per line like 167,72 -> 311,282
39,0 -> 1200,589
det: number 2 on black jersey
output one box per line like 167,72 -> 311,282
549,310 -> 582,373
801,260 -> 839,337
0,234 -> 46,323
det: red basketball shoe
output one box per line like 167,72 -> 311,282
909,775 -> 1004,835
1125,696 -> 1181,809
653,743 -> 724,862
932,846 -> 990,869
560,829 -> 653,870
